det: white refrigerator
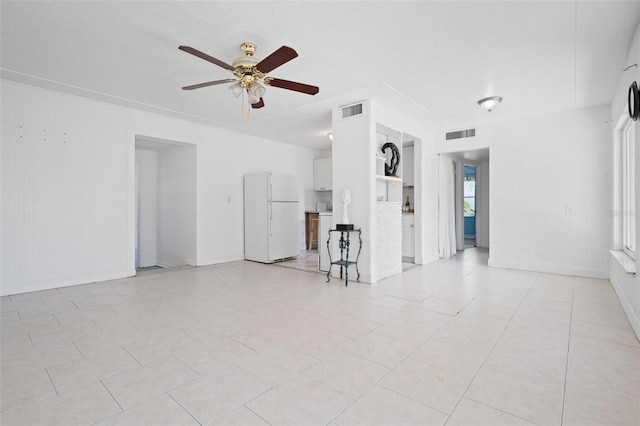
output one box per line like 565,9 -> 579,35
244,172 -> 300,263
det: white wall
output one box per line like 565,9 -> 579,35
331,98 -> 442,283
416,133 -> 439,264
475,160 -> 490,248
156,144 -> 196,267
436,105 -> 612,278
332,100 -> 374,283
1,79 -> 321,296
485,106 -> 612,278
2,81 -> 128,293
135,149 -> 158,267
609,23 -> 640,338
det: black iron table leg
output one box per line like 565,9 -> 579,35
326,228 -> 362,287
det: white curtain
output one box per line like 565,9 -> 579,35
438,155 -> 457,258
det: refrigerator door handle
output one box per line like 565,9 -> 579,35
269,203 -> 273,236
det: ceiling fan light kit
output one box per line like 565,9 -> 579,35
179,42 -> 319,119
477,96 -> 503,112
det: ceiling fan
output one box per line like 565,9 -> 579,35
179,42 -> 319,115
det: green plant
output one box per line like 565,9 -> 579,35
464,200 -> 474,213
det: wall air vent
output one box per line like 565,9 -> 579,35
341,103 -> 363,119
445,128 -> 476,140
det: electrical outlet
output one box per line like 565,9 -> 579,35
565,204 -> 575,215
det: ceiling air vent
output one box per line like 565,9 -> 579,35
446,128 -> 476,140
341,103 -> 363,119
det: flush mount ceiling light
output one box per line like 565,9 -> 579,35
477,96 -> 503,112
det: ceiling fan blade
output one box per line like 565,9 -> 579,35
255,46 -> 298,74
182,79 -> 236,90
266,78 -> 319,95
251,98 -> 265,109
179,45 -> 235,71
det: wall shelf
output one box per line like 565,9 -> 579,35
375,175 -> 401,182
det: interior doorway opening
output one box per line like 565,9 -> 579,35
463,165 -> 477,248
135,135 -> 197,273
442,148 -> 490,257
402,132 -> 421,272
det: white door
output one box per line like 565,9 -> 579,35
269,202 -> 300,261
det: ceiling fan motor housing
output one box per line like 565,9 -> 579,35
232,56 -> 259,70
232,43 -> 264,88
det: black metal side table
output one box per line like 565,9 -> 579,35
326,228 -> 362,286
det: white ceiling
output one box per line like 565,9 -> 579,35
2,1 -> 639,151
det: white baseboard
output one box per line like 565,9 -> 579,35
197,252 -> 245,266
609,261 -> 640,341
416,254 -> 440,266
488,258 -> 607,279
1,270 -> 132,297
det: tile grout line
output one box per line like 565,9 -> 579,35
69,338 -> 85,358
568,317 -> 640,346
44,367 -> 60,395
244,403 -> 274,425
26,331 -> 36,350
167,392 -> 204,426
462,396 -> 538,425
240,384 -> 274,408
442,272 -> 539,425
99,379 -> 124,412
119,344 -> 143,366
325,315 -> 457,424
560,277 -> 577,426
377,382 -> 452,417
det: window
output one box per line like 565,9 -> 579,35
463,167 -> 476,217
622,119 -> 636,258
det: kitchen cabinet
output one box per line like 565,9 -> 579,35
403,145 -> 414,187
402,213 -> 414,259
314,158 -> 332,191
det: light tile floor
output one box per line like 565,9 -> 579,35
1,248 -> 639,425
275,250 -> 418,275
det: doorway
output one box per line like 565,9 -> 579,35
440,148 -> 489,255
463,165 -> 476,248
402,132 -> 421,271
135,136 -> 197,273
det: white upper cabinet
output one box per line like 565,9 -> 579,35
313,158 -> 332,191
403,145 -> 414,187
